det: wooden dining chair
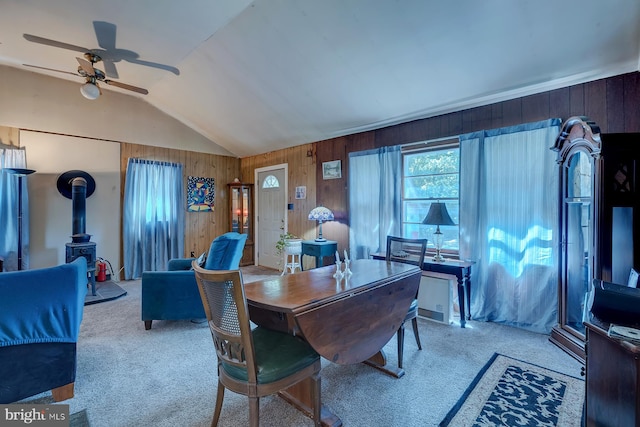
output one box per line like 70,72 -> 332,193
192,262 -> 322,427
386,236 -> 428,369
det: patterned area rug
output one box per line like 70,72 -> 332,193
439,353 -> 584,427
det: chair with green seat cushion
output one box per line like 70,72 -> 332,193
193,262 -> 321,427
386,236 -> 428,369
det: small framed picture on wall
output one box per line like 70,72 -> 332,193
295,186 -> 307,199
322,160 -> 342,180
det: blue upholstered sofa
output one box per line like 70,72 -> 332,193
0,257 -> 88,403
141,232 -> 247,330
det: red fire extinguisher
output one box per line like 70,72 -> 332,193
97,261 -> 107,282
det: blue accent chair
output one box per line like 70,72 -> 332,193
141,232 -> 248,330
0,257 -> 88,403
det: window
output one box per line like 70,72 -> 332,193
123,159 -> 184,279
402,143 -> 460,252
262,174 -> 280,188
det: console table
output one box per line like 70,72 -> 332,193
372,253 -> 474,328
301,240 -> 337,270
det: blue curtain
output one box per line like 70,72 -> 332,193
123,158 -> 184,279
0,148 -> 29,271
348,146 -> 402,259
459,118 -> 561,333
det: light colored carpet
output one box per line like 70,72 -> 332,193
21,266 -> 583,426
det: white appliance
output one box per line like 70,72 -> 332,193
417,271 -> 455,324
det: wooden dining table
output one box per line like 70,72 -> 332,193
244,258 -> 422,427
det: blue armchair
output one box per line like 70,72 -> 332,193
141,232 -> 248,330
0,257 -> 88,403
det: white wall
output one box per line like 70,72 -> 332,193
21,131 -> 121,270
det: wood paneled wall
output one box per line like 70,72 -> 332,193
240,143 -> 317,241
121,143 -> 241,261
241,72 -> 640,254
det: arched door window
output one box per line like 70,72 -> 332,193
262,175 -> 280,188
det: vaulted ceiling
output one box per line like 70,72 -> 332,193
1,0 -> 639,157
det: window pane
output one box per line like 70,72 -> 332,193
404,201 -> 459,224
262,175 -> 280,188
404,200 -> 459,249
403,224 -> 459,250
404,223 -> 431,240
404,200 -> 430,223
404,174 -> 459,199
404,149 -> 459,176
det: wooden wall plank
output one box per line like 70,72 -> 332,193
521,92 -> 550,123
584,79 -> 607,131
549,87 -> 571,121
623,73 -> 640,132
491,103 -> 504,128
445,111 -> 463,136
569,84 -> 585,117
473,104 -> 494,131
606,75 -> 625,133
425,115 -> 442,141
501,98 -> 523,127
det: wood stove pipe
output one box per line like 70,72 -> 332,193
71,177 -> 91,243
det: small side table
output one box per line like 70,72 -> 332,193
301,240 -> 338,270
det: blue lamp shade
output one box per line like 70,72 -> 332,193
308,206 -> 334,242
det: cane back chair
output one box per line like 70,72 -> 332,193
192,262 -> 321,427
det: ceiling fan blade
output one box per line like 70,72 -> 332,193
23,34 -> 88,53
93,21 -> 117,51
126,58 -> 180,76
101,59 -> 119,79
76,57 -> 95,76
23,63 -> 79,77
104,80 -> 148,95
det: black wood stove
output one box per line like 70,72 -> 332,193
59,171 -> 97,295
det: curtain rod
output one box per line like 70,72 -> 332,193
401,136 -> 459,152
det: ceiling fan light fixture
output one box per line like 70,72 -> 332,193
80,82 -> 100,100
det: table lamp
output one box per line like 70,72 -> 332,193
308,206 -> 334,242
422,201 -> 455,262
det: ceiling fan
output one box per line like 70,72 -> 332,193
24,53 -> 148,99
23,21 -> 179,78
22,20 -> 180,99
